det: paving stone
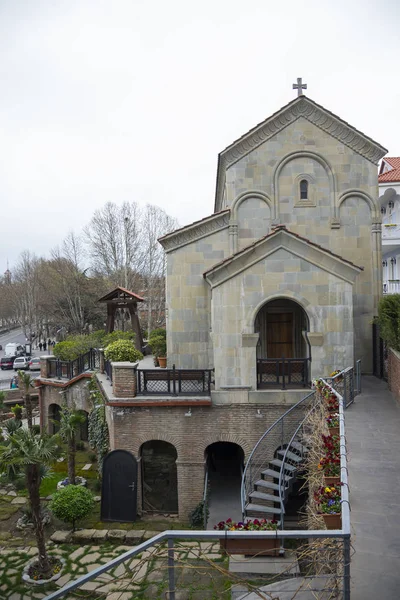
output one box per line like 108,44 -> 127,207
80,552 -> 101,565
11,496 -> 28,504
94,495 -> 101,502
73,529 -> 96,541
7,491 -> 17,497
56,573 -> 72,587
125,530 -> 145,544
107,530 -> 126,541
80,581 -> 102,591
142,530 -> 160,541
92,529 -> 108,540
85,563 -> 103,571
81,463 -> 92,471
50,530 -> 72,543
46,494 -> 53,501
69,547 -> 86,561
203,553 -> 222,559
0,489 -> 8,495
112,563 -> 126,578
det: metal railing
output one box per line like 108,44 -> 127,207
326,364 -> 360,409
136,366 -> 213,396
257,357 -> 311,389
383,280 -> 400,294
104,358 -> 113,382
241,389 -> 315,518
48,349 -> 100,380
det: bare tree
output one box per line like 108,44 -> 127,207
11,251 -> 40,338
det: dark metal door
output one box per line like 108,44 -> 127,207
101,450 -> 138,522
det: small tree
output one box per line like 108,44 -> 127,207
0,429 -> 60,578
50,485 -> 94,531
104,339 -> 143,363
11,403 -> 23,421
18,370 -> 34,430
59,405 -> 86,486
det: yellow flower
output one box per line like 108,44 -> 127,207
317,464 -> 322,470
325,487 -> 331,493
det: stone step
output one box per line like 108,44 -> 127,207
249,490 -> 280,503
245,503 -> 282,516
254,479 -> 285,492
261,469 -> 292,482
269,459 -> 297,472
276,449 -> 304,463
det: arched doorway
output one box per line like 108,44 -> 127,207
255,298 -> 310,389
140,440 -> 178,513
205,442 -> 244,528
48,404 -> 61,435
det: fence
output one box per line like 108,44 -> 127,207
47,349 -> 100,380
326,363 -> 360,409
256,357 -> 311,389
136,366 -> 213,396
104,359 -> 113,383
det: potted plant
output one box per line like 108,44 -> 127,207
150,334 -> 167,368
314,485 -> 342,529
326,413 -> 340,437
214,518 -> 280,556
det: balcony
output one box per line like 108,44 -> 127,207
383,280 -> 400,294
382,223 -> 400,239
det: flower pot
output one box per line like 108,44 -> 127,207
219,536 -> 280,557
158,356 -> 167,369
324,475 -> 340,486
328,426 -> 340,437
321,513 -> 342,530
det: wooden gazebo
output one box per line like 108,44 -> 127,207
98,286 -> 144,352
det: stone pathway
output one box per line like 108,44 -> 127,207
0,539 -> 228,600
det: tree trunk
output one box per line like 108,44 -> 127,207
68,436 -> 76,485
27,464 -> 52,578
25,393 -> 33,431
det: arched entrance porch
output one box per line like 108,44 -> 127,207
205,442 -> 244,528
140,440 -> 178,513
255,298 -> 311,389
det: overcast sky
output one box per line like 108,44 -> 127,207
0,0 -> 399,274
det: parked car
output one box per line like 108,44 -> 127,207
1,355 -> 16,370
13,356 -> 30,371
28,357 -> 41,371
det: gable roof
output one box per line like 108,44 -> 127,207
158,209 -> 230,253
379,157 -> 400,183
98,286 -> 144,303
215,95 -> 388,211
203,225 -> 363,287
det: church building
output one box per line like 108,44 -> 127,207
160,89 -> 387,394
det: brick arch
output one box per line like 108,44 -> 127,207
136,433 -> 182,460
202,434 -> 252,459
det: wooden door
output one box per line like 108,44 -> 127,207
267,313 -> 293,358
101,450 -> 138,522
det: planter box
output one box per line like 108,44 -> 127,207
321,513 -> 342,530
324,475 -> 340,486
220,536 -> 280,557
328,426 -> 339,437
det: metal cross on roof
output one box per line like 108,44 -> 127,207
293,77 -> 307,97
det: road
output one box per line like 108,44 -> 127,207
0,328 -> 43,389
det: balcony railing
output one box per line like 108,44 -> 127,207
382,222 -> 400,238
257,357 -> 311,389
383,280 -> 400,294
136,366 -> 213,396
47,349 -> 100,380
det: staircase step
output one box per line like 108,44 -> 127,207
255,479 -> 286,492
245,503 -> 282,516
276,449 -> 304,463
269,459 -> 297,472
249,490 -> 280,503
289,441 -> 309,454
261,469 -> 292,481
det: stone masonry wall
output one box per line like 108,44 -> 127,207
39,376 -> 92,433
388,348 -> 400,400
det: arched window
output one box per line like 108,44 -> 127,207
300,179 -> 308,200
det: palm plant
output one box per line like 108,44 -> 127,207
0,428 -> 60,578
59,405 -> 86,486
18,370 -> 34,430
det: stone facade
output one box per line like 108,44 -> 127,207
160,95 -> 387,378
38,375 -> 92,433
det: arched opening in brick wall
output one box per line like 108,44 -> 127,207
76,410 -> 89,442
205,442 -> 244,526
140,440 -> 178,514
48,403 -> 61,435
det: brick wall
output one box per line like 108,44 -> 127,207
112,363 -> 137,398
388,348 -> 400,399
108,402 -> 304,520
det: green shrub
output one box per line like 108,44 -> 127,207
104,339 -> 143,363
103,330 -> 135,348
32,424 -> 41,435
53,341 -> 82,361
76,441 -> 85,451
377,295 -> 400,351
149,334 -> 167,357
88,453 -> 97,462
189,500 -> 209,529
49,485 -> 95,530
11,404 -> 23,420
149,328 -> 166,343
